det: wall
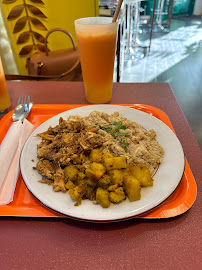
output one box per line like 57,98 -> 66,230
1,0 -> 99,74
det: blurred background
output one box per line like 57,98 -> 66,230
0,0 -> 201,148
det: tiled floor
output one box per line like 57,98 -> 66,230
119,16 -> 202,149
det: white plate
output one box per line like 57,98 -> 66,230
20,105 -> 185,222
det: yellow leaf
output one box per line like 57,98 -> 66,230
19,45 -> 33,55
36,44 -> 46,52
32,31 -> 45,43
7,4 -> 24,20
3,0 -> 17,4
30,17 -> 47,31
17,31 -> 31,44
13,16 -> 28,34
29,0 -> 44,5
27,5 -> 47,18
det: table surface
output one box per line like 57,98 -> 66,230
1,81 -> 202,270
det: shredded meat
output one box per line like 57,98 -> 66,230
38,178 -> 53,185
53,166 -> 66,192
79,131 -> 104,150
36,119 -> 104,166
36,160 -> 57,180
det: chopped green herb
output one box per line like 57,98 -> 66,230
99,125 -> 112,133
109,121 -> 126,130
99,123 -> 128,152
122,145 -> 128,153
120,138 -> 129,153
114,132 -> 128,137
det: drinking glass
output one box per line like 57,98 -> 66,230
0,58 -> 11,114
75,17 -> 118,104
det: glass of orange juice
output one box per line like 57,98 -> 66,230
75,17 -> 118,104
0,58 -> 11,114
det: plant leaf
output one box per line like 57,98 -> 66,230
36,44 -> 46,52
19,45 -> 33,55
27,5 -> 47,18
2,0 -> 17,4
32,31 -> 45,43
29,0 -> 44,5
7,4 -> 24,20
30,17 -> 47,30
13,16 -> 28,34
17,31 -> 31,44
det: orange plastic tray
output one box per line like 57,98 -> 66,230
0,104 -> 197,219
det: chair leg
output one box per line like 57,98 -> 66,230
167,0 -> 174,29
116,23 -> 121,82
149,0 -> 157,52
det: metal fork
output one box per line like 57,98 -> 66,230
17,96 -> 30,112
13,96 -> 31,122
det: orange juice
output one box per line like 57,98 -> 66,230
0,58 -> 11,113
75,17 -> 118,103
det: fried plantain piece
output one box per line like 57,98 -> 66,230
123,175 -> 141,202
130,165 -> 154,187
96,187 -> 110,208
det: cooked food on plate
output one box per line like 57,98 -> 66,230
35,111 -> 164,208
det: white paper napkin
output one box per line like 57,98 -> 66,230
0,119 -> 34,205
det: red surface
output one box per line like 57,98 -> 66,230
0,104 -> 197,219
0,82 -> 202,270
